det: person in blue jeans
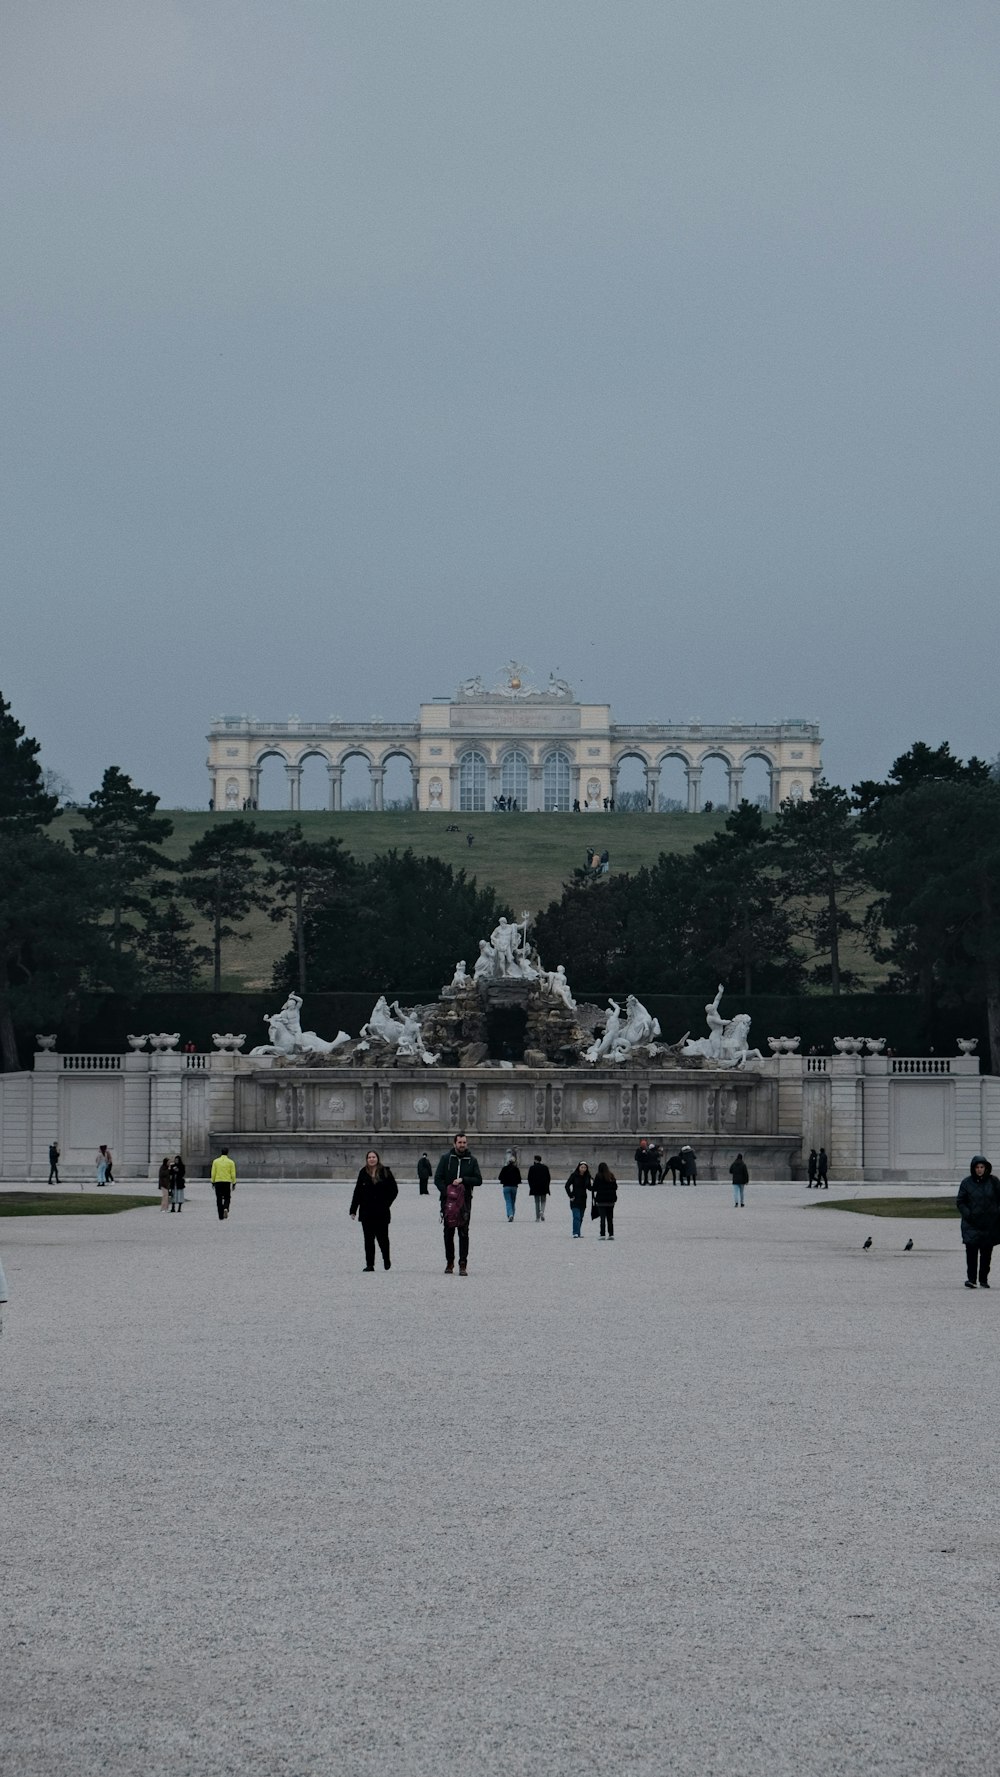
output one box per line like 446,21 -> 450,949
565,1162 -> 592,1237
729,1153 -> 749,1207
499,1150 -> 521,1221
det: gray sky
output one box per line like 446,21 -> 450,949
3,0 -> 998,807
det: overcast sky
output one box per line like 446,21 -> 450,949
3,1 -> 998,807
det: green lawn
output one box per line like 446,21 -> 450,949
0,1193 -> 159,1216
811,1196 -> 958,1219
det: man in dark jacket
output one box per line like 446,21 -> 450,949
807,1149 -> 818,1188
816,1147 -> 829,1189
634,1140 -> 651,1185
527,1154 -> 551,1221
416,1153 -> 432,1196
957,1155 -> 1000,1289
680,1145 -> 697,1186
434,1133 -> 483,1275
729,1153 -> 749,1207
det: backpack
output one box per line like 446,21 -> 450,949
443,1175 -> 468,1229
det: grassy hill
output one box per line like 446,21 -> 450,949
53,807 -> 880,992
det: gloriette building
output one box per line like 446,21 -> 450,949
207,667 -> 821,813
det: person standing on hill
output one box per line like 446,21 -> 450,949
527,1154 -> 551,1221
416,1153 -> 432,1196
211,1148 -> 237,1221
592,1163 -> 618,1239
435,1133 -> 482,1276
957,1155 -> 1000,1290
350,1149 -> 398,1272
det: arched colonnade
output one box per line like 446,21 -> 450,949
611,747 -> 791,813
222,745 -> 420,811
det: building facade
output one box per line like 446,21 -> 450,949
207,671 -> 822,813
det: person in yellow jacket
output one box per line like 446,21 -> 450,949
210,1149 -> 237,1221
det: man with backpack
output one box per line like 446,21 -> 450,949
434,1132 -> 483,1276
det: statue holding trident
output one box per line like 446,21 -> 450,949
488,914 -> 537,980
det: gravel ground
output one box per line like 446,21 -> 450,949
0,1176 -> 992,1777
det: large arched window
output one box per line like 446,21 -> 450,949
543,749 -> 572,812
500,749 -> 529,807
459,750 -> 487,812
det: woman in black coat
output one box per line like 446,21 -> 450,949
565,1163 -> 592,1238
592,1162 -> 618,1239
349,1150 -> 399,1272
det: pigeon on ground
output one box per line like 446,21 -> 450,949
904,1239 -> 913,1251
863,1236 -> 873,1249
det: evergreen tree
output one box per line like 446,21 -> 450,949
533,875 -> 633,997
258,824 -> 356,995
0,692 -> 59,830
179,821 -> 269,993
682,804 -> 804,995
863,777 -> 1000,1070
71,767 -> 173,977
290,849 -> 504,994
136,898 -> 212,990
0,835 -> 112,1070
771,778 -> 869,993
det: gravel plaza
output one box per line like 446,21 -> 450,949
1,1176 -> 995,1777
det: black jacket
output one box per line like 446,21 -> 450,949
729,1158 -> 749,1185
566,1169 -> 591,1208
416,1157 -> 432,1184
957,1157 -> 1000,1246
499,1162 -> 522,1189
527,1162 -> 551,1196
350,1167 -> 399,1222
592,1168 -> 617,1207
434,1148 -> 483,1218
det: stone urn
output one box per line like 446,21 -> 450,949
766,1036 -> 801,1055
34,1034 -> 57,1052
833,1037 -> 864,1055
863,1037 -> 886,1054
957,1038 -> 979,1054
126,1034 -> 149,1052
149,1032 -> 181,1052
212,1033 -> 246,1053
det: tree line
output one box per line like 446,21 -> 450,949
2,691 -> 999,1069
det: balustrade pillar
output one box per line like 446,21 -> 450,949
284,764 -> 300,810
644,767 -> 661,812
728,768 -> 744,810
370,763 -> 383,811
327,766 -> 342,811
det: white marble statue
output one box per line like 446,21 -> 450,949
447,960 -> 469,991
250,993 -> 350,1057
359,995 -> 439,1065
489,916 -> 537,980
680,986 -> 763,1069
473,938 -> 497,981
585,995 -> 660,1063
544,963 -> 577,1011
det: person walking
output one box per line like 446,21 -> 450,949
104,1146 -> 114,1184
169,1154 -> 186,1213
416,1152 -> 432,1196
957,1154 -> 1000,1290
592,1162 -> 618,1239
527,1154 -> 551,1221
434,1133 -> 482,1276
499,1149 -> 521,1221
729,1153 -> 749,1207
566,1162 -> 592,1238
680,1145 -> 697,1186
48,1141 -> 60,1185
157,1156 -> 171,1212
816,1147 -> 829,1189
350,1149 -> 399,1272
211,1148 -> 237,1220
95,1146 -> 109,1186
807,1148 -> 818,1188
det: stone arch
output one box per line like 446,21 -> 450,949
377,746 -> 418,809
736,749 -> 776,811
253,747 -> 292,810
695,749 -> 733,812
338,746 -> 376,810
611,748 -> 652,812
458,749 -> 488,812
296,747 -> 335,810
653,749 -> 690,811
542,748 -> 572,811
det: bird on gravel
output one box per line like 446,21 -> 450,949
904,1239 -> 913,1251
863,1236 -> 873,1249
